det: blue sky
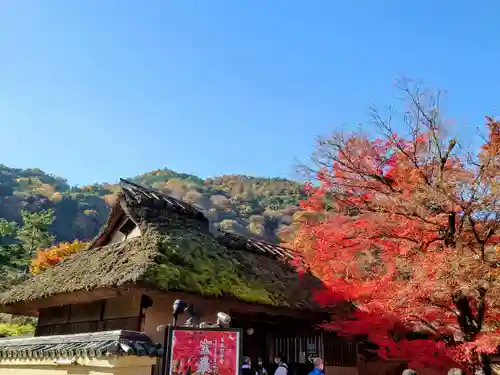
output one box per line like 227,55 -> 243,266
0,1 -> 498,186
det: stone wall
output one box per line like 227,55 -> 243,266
0,356 -> 156,375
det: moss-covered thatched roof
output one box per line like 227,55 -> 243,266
0,180 -> 323,310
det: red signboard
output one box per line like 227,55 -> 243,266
168,328 -> 241,375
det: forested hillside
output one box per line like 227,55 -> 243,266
0,164 -> 305,335
0,164 -> 304,244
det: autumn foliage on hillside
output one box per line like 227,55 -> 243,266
291,81 -> 500,372
30,240 -> 89,275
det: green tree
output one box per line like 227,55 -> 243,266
0,219 -> 24,291
16,209 -> 55,272
0,323 -> 35,337
0,183 -> 13,197
0,209 -> 55,276
0,219 -> 20,269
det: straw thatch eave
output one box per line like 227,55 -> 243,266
0,225 -> 322,310
0,230 -> 159,306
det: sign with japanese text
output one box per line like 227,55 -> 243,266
168,328 -> 241,375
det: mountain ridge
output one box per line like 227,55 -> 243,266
0,164 -> 305,244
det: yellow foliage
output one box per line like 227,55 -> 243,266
38,183 -> 56,198
30,240 -> 89,275
103,194 -> 118,206
103,184 -> 120,193
50,192 -> 63,201
0,323 -> 35,337
15,177 -> 31,184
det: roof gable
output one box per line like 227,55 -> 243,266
120,178 -> 209,227
93,179 -> 294,259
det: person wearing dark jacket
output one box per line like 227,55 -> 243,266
241,357 -> 257,375
256,357 -> 268,375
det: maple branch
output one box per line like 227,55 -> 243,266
452,293 -> 479,338
360,200 -> 444,229
370,106 -> 432,187
422,297 -> 457,316
341,233 -> 420,244
314,133 -> 406,196
327,181 -> 397,195
467,215 -> 486,259
420,236 -> 446,251
367,173 -> 397,192
337,193 -> 448,251
474,287 -> 487,332
462,136 -> 498,221
444,212 -> 456,247
396,81 -> 466,214
410,314 -> 455,344
397,80 -> 445,162
441,138 -> 457,172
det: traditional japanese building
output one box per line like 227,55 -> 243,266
0,179 -> 359,375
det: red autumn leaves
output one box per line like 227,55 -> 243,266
290,82 -> 500,371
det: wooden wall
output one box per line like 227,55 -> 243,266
34,290 -> 364,375
36,294 -> 142,336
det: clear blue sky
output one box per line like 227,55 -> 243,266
0,1 -> 498,186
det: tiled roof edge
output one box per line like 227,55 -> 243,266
0,330 -> 163,359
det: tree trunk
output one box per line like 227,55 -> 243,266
477,353 -> 491,375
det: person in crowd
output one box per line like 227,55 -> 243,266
274,354 -> 288,375
170,360 -> 183,375
402,369 -> 417,375
241,356 -> 257,375
256,357 -> 268,375
308,357 -> 324,375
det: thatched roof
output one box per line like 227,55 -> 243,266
0,179 -> 323,310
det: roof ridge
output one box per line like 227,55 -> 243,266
119,178 -> 203,211
217,231 -> 294,259
119,178 -> 209,222
118,179 -> 295,259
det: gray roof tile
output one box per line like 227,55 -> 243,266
0,330 -> 163,359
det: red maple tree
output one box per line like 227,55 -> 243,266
290,80 -> 500,373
